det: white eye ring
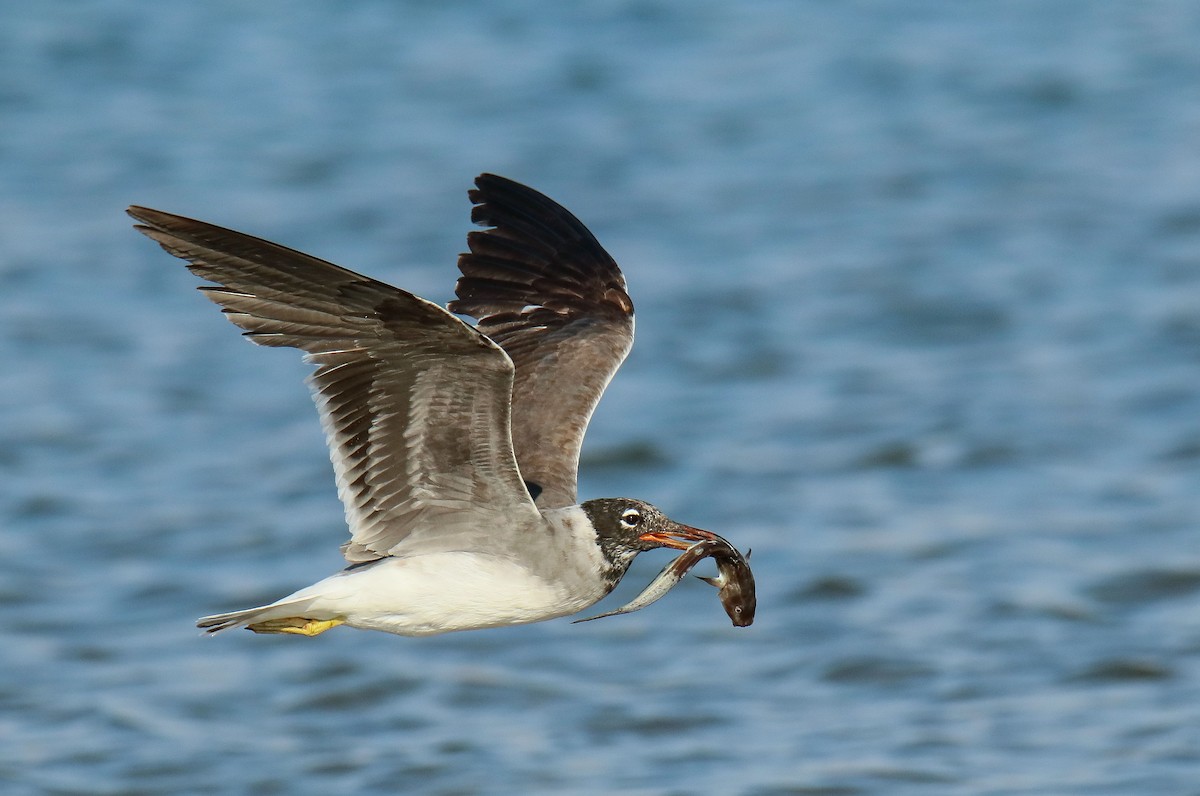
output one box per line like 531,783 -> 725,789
620,508 -> 642,529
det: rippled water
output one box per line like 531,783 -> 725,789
3,2 -> 1200,794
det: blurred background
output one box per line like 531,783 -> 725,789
2,2 -> 1199,794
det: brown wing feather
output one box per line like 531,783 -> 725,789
129,206 -> 540,562
449,175 -> 635,508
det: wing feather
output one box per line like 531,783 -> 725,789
130,206 -> 540,562
449,174 -> 635,508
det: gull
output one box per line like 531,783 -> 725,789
129,174 -> 726,637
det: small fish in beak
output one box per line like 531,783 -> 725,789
697,547 -> 755,627
574,535 -> 755,627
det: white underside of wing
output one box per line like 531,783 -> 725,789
311,351 -> 537,559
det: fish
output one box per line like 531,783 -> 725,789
698,546 -> 756,627
573,537 -> 755,626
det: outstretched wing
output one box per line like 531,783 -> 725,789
449,175 -> 635,508
130,206 -> 541,562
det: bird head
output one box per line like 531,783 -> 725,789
582,497 -> 719,571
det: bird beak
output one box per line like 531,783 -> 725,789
638,523 -> 720,550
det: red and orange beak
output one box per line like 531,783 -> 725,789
638,524 -> 720,550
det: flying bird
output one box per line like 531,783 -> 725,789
130,174 -> 747,637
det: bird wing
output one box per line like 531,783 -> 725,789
448,175 -> 635,509
130,206 -> 542,562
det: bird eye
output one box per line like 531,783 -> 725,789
619,508 -> 642,529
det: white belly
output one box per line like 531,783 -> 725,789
285,554 -> 603,636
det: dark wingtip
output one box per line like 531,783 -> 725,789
127,205 -> 157,226
453,174 -> 632,324
127,206 -> 198,240
127,205 -> 178,226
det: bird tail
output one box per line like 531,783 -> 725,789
197,597 -> 340,636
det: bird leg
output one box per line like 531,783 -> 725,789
246,617 -> 345,636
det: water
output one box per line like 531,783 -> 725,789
2,2 -> 1199,793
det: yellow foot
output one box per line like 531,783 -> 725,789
247,617 -> 345,636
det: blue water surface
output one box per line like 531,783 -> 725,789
2,2 -> 1199,794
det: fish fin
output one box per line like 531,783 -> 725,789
696,575 -> 722,588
